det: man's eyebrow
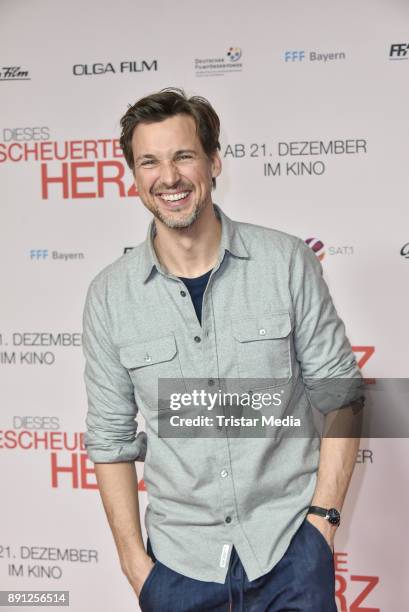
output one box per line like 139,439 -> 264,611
174,149 -> 197,155
134,149 -> 199,164
135,154 -> 157,163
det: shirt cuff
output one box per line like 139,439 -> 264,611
305,376 -> 365,415
84,430 -> 147,463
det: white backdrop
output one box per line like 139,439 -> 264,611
1,0 -> 408,610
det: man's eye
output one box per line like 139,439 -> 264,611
140,160 -> 156,167
177,154 -> 193,161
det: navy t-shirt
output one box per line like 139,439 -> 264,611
178,269 -> 212,325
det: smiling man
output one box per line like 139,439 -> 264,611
132,113 -> 219,229
83,88 -> 363,611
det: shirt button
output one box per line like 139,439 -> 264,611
180,290 -> 187,297
220,469 -> 228,478
194,336 -> 201,343
208,378 -> 215,386
259,328 -> 266,336
225,516 -> 232,524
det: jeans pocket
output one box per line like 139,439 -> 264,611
139,561 -> 160,609
304,519 -> 334,558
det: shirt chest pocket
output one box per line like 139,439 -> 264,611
119,335 -> 185,409
231,312 -> 292,388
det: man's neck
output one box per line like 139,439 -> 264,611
153,202 -> 222,278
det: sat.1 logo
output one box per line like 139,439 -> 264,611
305,237 -> 354,259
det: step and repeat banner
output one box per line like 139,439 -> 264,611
1,0 -> 408,609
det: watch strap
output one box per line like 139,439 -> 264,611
308,506 -> 328,518
308,505 -> 341,525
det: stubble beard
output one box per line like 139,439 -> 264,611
148,193 -> 208,230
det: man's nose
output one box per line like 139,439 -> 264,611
160,160 -> 181,187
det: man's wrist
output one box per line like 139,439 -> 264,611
308,505 -> 341,526
120,549 -> 152,577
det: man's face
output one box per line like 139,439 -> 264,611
132,114 -> 221,229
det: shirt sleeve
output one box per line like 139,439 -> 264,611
82,276 -> 147,463
289,238 -> 364,415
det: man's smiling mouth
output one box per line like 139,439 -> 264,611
158,191 -> 191,203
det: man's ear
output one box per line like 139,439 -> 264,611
211,152 -> 222,179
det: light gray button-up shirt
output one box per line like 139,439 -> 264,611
83,204 -> 361,583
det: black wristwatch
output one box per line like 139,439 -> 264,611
308,506 -> 341,526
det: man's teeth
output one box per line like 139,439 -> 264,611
160,192 -> 189,202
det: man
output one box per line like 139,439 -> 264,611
83,88 -> 363,611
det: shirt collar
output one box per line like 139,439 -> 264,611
140,203 -> 249,283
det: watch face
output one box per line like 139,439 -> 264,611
327,508 -> 341,525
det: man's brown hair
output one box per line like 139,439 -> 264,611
119,87 -> 221,187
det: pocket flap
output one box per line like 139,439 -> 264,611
119,335 -> 177,369
232,313 -> 291,342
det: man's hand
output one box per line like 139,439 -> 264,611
307,409 -> 361,558
123,553 -> 156,598
305,513 -> 336,554
92,463 -> 157,600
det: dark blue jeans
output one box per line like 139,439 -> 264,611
139,519 -> 337,612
